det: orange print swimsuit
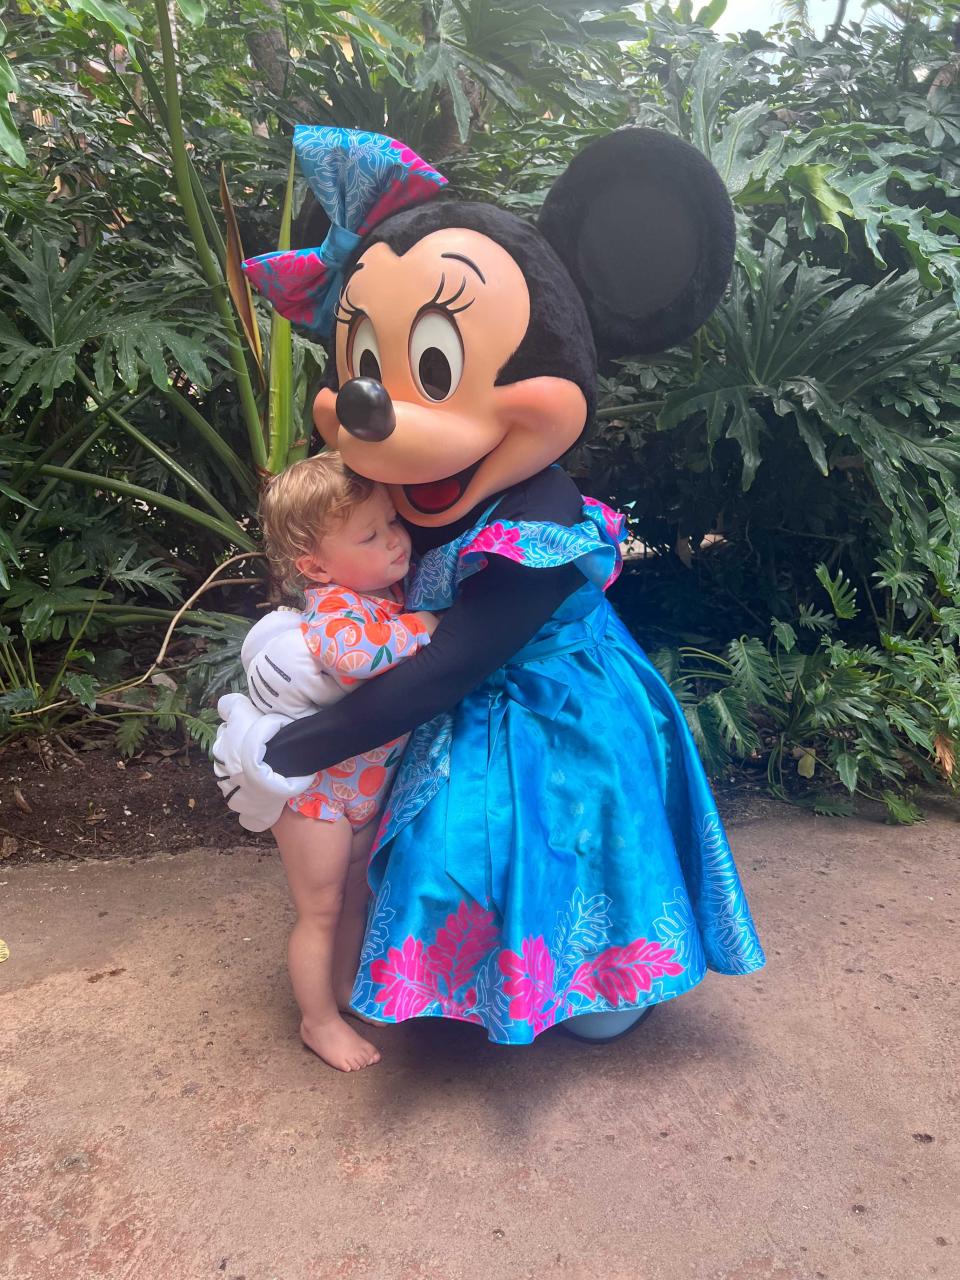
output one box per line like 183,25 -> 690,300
288,583 -> 431,830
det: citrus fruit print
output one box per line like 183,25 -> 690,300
358,765 -> 387,796
364,620 -> 392,646
287,581 -> 434,830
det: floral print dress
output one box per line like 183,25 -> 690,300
348,492 -> 765,1042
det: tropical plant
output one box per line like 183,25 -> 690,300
0,0 -> 958,816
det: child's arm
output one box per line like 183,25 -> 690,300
306,602 -> 433,688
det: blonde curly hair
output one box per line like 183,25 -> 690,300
258,452 -> 376,596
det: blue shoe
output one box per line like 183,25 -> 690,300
559,1005 -> 656,1043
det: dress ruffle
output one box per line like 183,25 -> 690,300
406,496 -> 624,612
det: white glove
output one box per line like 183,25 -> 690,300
241,610 -> 342,719
212,692 -> 315,832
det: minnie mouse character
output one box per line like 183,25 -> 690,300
217,125 -> 764,1043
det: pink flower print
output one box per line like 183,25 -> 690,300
388,140 -> 418,165
499,936 -> 558,1035
426,901 -> 498,996
584,496 -> 626,542
465,522 -> 526,563
370,936 -> 439,1019
567,938 -> 683,1007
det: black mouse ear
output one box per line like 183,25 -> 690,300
538,128 -> 735,358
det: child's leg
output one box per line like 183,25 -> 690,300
333,820 -> 378,1013
272,806 -> 381,1072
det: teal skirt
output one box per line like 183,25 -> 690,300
350,587 -> 765,1044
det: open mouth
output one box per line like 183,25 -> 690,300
403,459 -> 484,515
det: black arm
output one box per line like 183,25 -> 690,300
263,556 -> 583,776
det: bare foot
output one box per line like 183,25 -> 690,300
300,1015 -> 381,1072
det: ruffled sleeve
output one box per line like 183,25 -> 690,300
458,497 -> 625,592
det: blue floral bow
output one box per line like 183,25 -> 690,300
242,126 -> 447,336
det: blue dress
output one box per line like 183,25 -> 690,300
350,494 -> 765,1043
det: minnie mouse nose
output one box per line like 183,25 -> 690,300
336,378 -> 396,442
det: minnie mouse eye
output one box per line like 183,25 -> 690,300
350,316 -> 382,382
409,311 -> 463,402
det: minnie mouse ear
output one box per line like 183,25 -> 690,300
538,128 -> 735,358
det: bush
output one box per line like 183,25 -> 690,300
1,1 -> 958,817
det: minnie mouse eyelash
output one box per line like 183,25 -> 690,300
334,285 -> 362,327
334,273 -> 475,328
424,272 -> 475,316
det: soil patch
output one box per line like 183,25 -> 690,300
0,739 -> 260,865
0,736 -> 788,867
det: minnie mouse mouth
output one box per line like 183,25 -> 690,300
403,459 -> 484,514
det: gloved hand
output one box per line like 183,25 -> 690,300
241,610 -> 343,719
212,692 -> 315,832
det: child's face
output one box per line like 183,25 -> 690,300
297,484 -> 412,594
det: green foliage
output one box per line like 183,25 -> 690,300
0,0 -> 957,814
658,568 -> 960,822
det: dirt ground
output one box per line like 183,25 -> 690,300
0,740 -> 261,864
0,739 -> 783,867
1,766 -> 959,1279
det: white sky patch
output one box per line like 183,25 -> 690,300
711,0 -> 868,36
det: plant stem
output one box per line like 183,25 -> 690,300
75,370 -> 241,529
266,147 -> 296,474
43,576 -> 105,704
35,464 -> 255,548
596,400 -> 664,421
152,1 -> 266,471
161,384 -> 257,496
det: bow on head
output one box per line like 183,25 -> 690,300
242,126 -> 447,337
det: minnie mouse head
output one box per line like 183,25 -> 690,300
245,126 -> 734,528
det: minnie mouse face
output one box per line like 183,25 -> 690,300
313,228 -> 587,526
247,127 -> 736,531
312,210 -> 594,528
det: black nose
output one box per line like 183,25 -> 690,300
336,378 -> 396,442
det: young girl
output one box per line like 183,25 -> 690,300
229,453 -> 437,1072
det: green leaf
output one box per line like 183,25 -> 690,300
772,620 -> 797,652
63,672 -> 99,710
835,751 -> 859,794
0,687 -> 39,714
694,0 -> 727,28
815,564 -> 858,621
783,164 -> 853,248
178,0 -> 207,24
117,716 -> 148,757
881,791 -> 923,825
938,677 -> 960,731
0,57 -> 25,168
185,708 -> 219,751
727,635 -> 777,704
108,548 -> 183,603
809,793 -> 856,818
703,686 -> 759,755
65,0 -> 141,40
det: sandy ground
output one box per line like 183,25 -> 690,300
1,807 -> 958,1280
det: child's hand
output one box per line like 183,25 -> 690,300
414,610 -> 442,636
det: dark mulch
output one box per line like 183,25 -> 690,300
0,739 -> 262,866
0,734 -> 785,867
